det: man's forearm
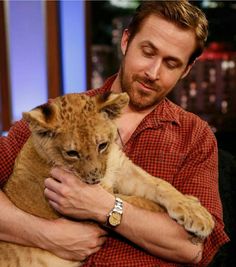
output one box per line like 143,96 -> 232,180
111,201 -> 203,264
0,190 -> 44,247
0,190 -> 48,248
0,190 -> 108,261
45,168 -> 204,264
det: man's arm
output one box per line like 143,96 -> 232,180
0,190 -> 107,261
115,200 -> 203,263
45,168 -> 204,264
173,124 -> 229,266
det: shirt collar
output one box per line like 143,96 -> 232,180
152,99 -> 181,126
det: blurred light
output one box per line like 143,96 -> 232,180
201,0 -> 220,8
189,88 -> 197,98
209,94 -> 216,103
180,95 -> 187,109
109,0 -> 139,9
6,0 -> 47,121
1,131 -> 8,137
229,61 -> 235,68
221,60 -> 236,71
60,0 -> 86,93
221,100 -> 228,114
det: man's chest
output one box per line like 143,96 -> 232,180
123,125 -> 188,185
115,112 -> 147,146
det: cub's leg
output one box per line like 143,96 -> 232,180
116,194 -> 165,212
105,146 -> 215,239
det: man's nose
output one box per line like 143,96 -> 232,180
145,59 -> 161,80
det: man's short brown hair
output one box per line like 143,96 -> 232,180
127,0 -> 208,65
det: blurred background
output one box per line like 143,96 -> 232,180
1,0 -> 236,156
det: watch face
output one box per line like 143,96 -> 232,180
109,212 -> 122,226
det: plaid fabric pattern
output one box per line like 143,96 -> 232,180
0,119 -> 30,187
0,75 -> 229,266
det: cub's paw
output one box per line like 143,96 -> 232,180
116,194 -> 164,212
167,195 -> 215,239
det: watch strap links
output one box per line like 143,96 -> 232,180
104,197 -> 123,228
108,197 -> 123,216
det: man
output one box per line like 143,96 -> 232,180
0,1 -> 229,266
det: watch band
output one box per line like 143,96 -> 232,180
110,197 -> 123,214
105,197 -> 123,228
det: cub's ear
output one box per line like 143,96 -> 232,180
96,92 -> 129,119
23,102 -> 58,130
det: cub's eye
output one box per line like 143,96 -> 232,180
66,150 -> 80,158
98,142 -> 109,153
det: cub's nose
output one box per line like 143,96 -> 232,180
85,178 -> 100,185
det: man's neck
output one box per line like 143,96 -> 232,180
110,74 -> 121,94
111,75 -> 157,145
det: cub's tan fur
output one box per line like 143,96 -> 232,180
0,93 -> 214,267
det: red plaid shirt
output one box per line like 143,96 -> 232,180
0,75 -> 229,266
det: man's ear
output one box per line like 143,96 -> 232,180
96,92 -> 129,120
180,61 -> 195,79
121,29 -> 130,56
23,103 -> 58,131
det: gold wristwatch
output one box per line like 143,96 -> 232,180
105,197 -> 123,227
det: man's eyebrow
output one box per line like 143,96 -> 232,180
140,40 -> 184,66
140,40 -> 158,51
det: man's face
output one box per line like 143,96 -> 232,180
119,15 -> 196,110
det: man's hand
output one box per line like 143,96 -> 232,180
44,167 -> 115,223
0,190 -> 107,262
43,167 -> 113,261
40,218 -> 107,261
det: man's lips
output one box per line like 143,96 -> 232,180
138,81 -> 156,92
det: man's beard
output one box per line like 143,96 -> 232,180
119,59 -> 162,111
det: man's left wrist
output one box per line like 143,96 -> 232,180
103,197 -> 123,228
93,194 -> 116,224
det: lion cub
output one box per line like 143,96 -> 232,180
0,92 -> 214,267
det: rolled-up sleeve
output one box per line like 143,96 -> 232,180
174,124 -> 229,266
0,120 -> 30,187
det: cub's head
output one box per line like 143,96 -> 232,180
23,92 -> 129,184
